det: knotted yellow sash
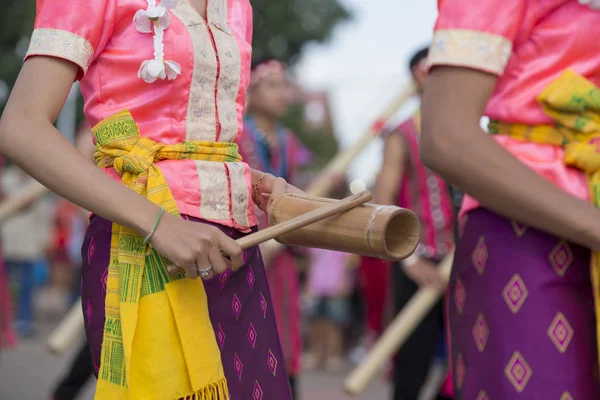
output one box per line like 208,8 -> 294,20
489,70 -> 600,366
92,110 -> 240,399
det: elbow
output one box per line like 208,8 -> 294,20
419,116 -> 455,174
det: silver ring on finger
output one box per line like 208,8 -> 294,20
196,264 -> 213,278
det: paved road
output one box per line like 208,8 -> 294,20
0,321 -> 389,400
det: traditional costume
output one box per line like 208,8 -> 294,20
430,0 -> 600,397
26,0 -> 291,398
388,111 -> 455,400
237,72 -> 311,392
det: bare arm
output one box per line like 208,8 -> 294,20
374,133 -> 406,205
420,66 -> 600,250
0,57 -> 159,235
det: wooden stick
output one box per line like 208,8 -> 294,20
306,83 -> 416,197
46,298 -> 84,355
166,191 -> 373,275
0,181 -> 49,222
343,251 -> 454,396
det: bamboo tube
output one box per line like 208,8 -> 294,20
306,83 -> 416,197
343,252 -> 454,396
0,181 -> 49,222
46,298 -> 84,355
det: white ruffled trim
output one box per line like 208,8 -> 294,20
134,0 -> 181,83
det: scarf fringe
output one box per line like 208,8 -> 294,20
181,379 -> 229,400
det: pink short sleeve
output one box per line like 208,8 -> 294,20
25,0 -> 116,77
429,0 -> 525,75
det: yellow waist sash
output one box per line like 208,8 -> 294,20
489,70 -> 600,367
92,110 -> 240,399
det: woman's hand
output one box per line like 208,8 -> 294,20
150,212 -> 244,280
252,171 -> 304,214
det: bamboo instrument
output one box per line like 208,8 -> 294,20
46,298 -> 84,355
343,251 -> 454,396
306,82 -> 416,197
48,191 -> 374,353
268,193 -> 419,260
0,181 -> 49,222
166,191 -> 374,275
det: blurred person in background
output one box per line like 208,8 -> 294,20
2,165 -> 54,337
238,57 -> 311,398
0,155 -> 16,357
302,248 -> 354,373
375,47 -> 454,400
421,1 -> 600,398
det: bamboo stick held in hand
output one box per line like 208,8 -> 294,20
343,252 -> 454,396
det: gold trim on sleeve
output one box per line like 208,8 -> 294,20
26,28 -> 94,73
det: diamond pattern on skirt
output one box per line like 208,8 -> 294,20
88,236 -> 96,264
234,353 -> 243,380
216,323 -> 225,349
547,312 -> 574,353
259,292 -> 267,319
248,267 -> 255,290
455,279 -> 466,314
472,314 -> 489,352
248,321 -> 257,348
253,381 -> 264,400
549,240 -> 573,277
472,235 -> 488,275
511,220 -> 528,237
267,349 -> 278,377
560,391 -> 574,400
232,293 -> 242,320
455,353 -> 465,390
502,274 -> 529,314
504,351 -> 532,393
476,390 -> 489,400
219,270 -> 231,291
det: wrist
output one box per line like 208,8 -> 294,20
403,252 -> 421,267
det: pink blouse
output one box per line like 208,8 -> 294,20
430,0 -> 600,215
26,0 -> 257,231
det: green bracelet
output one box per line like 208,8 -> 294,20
143,207 -> 165,245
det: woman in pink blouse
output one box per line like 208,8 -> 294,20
421,0 -> 600,398
0,0 -> 296,398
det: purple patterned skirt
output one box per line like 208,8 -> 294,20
450,208 -> 600,399
81,215 -> 293,399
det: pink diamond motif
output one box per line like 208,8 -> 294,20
248,268 -> 255,290
504,351 -> 532,393
260,293 -> 267,319
476,391 -> 489,400
216,324 -> 225,349
101,269 -> 108,294
253,381 -> 263,400
511,220 -> 528,237
502,274 -> 529,314
248,322 -> 257,348
560,392 -> 574,400
549,241 -> 573,277
87,237 -> 96,264
234,353 -> 243,380
267,349 -> 278,376
454,279 -> 466,315
219,270 -> 231,291
472,236 -> 488,275
455,353 -> 465,390
472,314 -> 489,352
232,294 -> 242,320
547,312 -> 573,353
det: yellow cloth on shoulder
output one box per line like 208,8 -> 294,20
489,70 -> 600,368
92,110 -> 240,399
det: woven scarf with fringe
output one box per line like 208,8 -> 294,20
92,110 -> 240,399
